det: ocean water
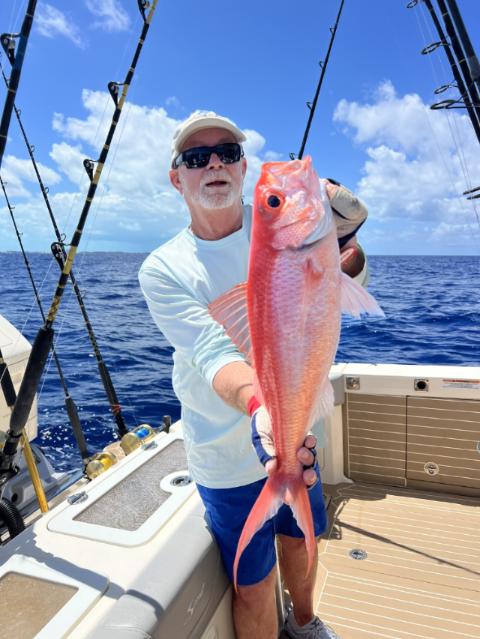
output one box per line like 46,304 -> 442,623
0,252 -> 478,471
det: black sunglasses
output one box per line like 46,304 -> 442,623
173,142 -> 244,169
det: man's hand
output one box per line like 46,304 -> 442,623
250,405 -> 318,488
323,179 -> 369,283
324,178 -> 368,246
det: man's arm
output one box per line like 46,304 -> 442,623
139,259 -> 246,388
212,360 -> 253,414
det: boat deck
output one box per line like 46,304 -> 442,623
314,483 -> 480,639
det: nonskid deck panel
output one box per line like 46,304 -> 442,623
315,483 -> 480,638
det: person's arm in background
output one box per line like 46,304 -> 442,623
324,178 -> 370,284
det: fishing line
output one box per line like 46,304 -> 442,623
411,1 -> 480,231
68,101 -> 143,432
5,0 -> 25,44
73,9 -> 140,272
1,59 -> 131,438
75,103 -> 143,428
421,1 -> 479,187
80,101 -> 133,254
416,3 -> 472,183
1,174 -> 90,459
48,47 -> 134,285
0,0 -> 159,484
425,2 -> 480,229
72,91 -> 149,428
7,6 -> 148,438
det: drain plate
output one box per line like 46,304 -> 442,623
350,548 -> 368,560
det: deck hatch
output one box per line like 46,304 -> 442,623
74,439 -> 187,530
0,572 -> 76,639
406,396 -> 480,490
0,555 -> 107,639
48,432 -> 196,546
345,393 -> 407,487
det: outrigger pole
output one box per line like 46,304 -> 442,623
0,175 -> 90,463
0,0 -> 158,484
296,0 -> 345,160
0,63 -> 129,440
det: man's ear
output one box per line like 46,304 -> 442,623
169,169 -> 183,194
241,157 -> 247,179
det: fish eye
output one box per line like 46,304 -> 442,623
265,193 -> 284,209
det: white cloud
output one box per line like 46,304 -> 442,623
165,96 -> 182,110
85,0 -> 130,32
334,81 -> 480,247
0,155 -> 61,198
36,3 -> 84,48
1,94 -> 278,251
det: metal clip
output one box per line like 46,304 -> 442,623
141,440 -> 157,452
67,491 -> 88,505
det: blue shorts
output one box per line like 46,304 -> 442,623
197,466 -> 327,586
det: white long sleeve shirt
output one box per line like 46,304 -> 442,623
139,185 -> 367,488
139,204 -> 267,488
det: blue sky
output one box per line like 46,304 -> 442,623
0,0 -> 479,255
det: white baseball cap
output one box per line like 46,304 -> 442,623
171,110 -> 246,165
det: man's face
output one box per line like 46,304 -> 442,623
170,127 -> 247,211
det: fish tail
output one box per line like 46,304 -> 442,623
284,478 -> 316,578
233,475 -> 283,589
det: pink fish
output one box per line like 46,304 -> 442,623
209,157 -> 383,587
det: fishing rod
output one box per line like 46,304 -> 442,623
0,344 -> 48,519
411,0 -> 480,145
0,0 -> 37,169
0,174 -> 90,463
0,0 -> 159,486
444,0 -> 480,94
434,0 -> 480,137
0,62 -> 129,440
296,0 -> 346,160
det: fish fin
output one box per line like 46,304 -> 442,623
208,282 -> 252,360
340,272 -> 385,318
285,478 -> 316,578
233,476 -> 283,589
309,377 -> 335,425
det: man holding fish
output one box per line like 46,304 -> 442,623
139,111 -> 381,639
